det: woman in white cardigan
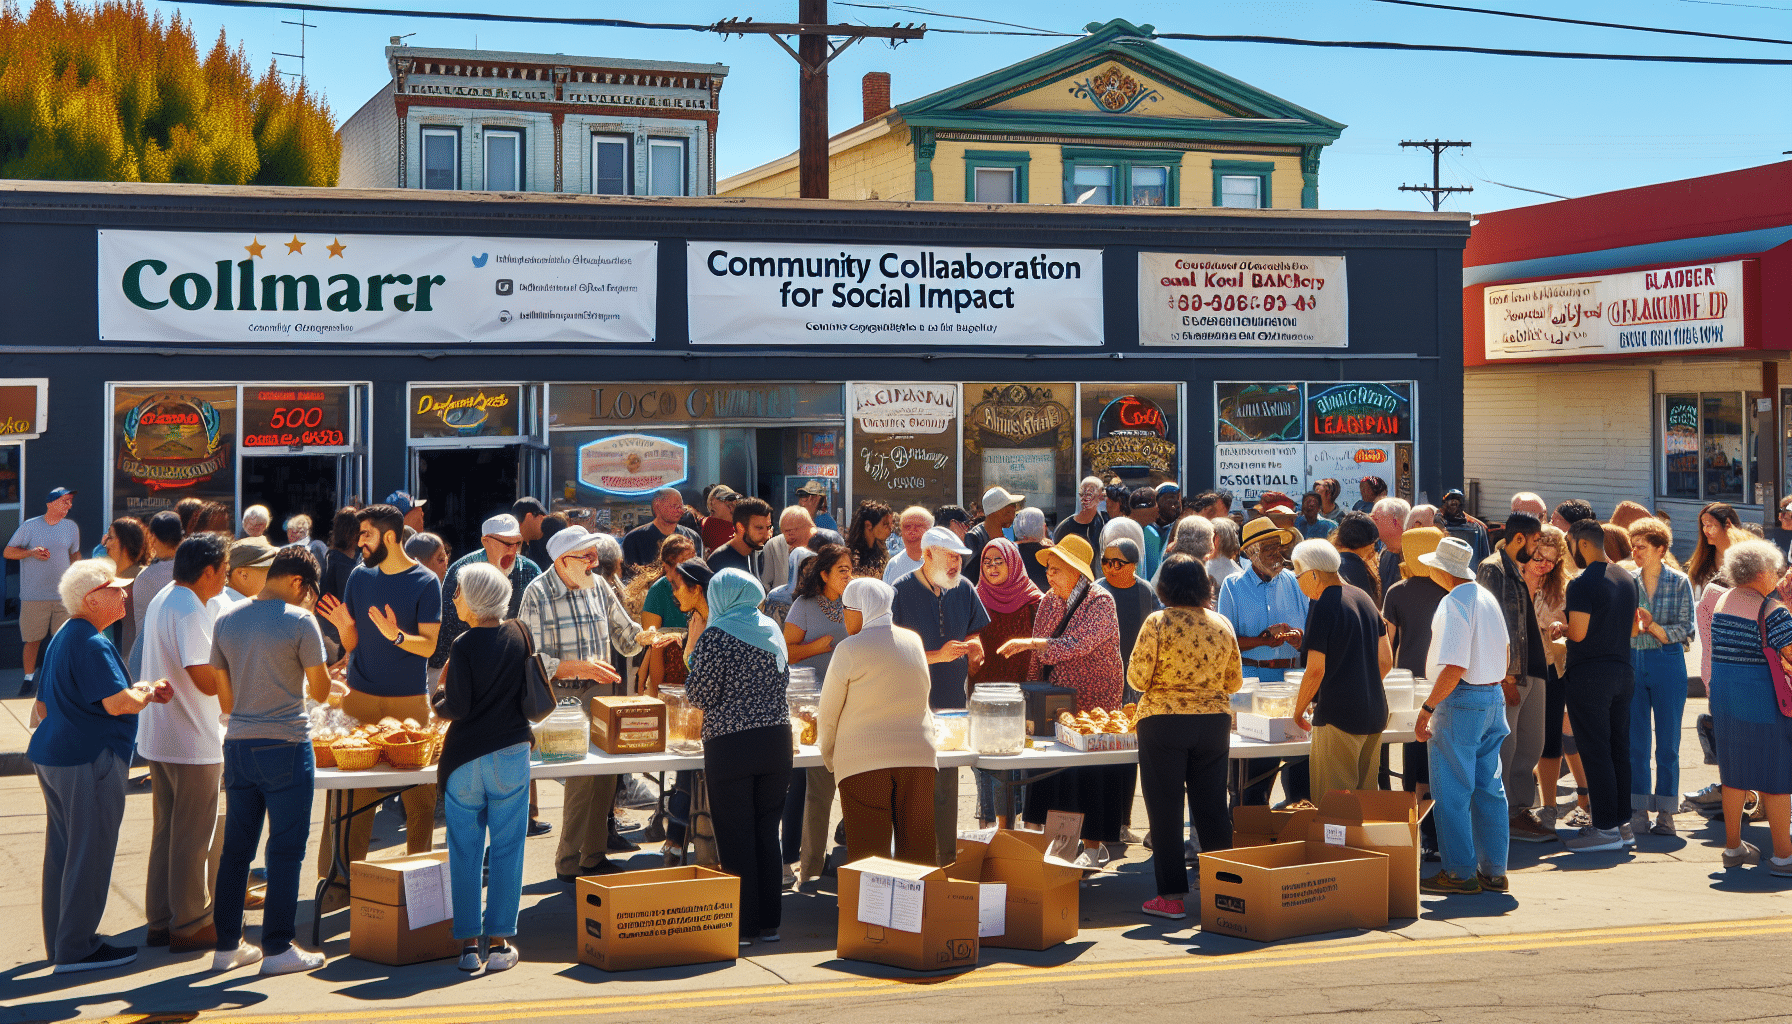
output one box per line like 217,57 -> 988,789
819,577 -> 940,866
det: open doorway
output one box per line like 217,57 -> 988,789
241,455 -> 341,545
416,448 -> 518,559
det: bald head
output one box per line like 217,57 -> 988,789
899,506 -> 935,557
1405,504 -> 1438,530
1510,492 -> 1547,518
778,505 -> 814,549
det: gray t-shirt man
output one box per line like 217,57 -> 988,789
8,515 -> 79,601
210,598 -> 327,744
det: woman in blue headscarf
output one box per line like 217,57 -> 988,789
684,567 -> 793,944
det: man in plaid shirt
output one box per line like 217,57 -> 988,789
519,526 -> 644,880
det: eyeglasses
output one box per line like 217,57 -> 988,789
489,537 -> 522,550
1101,558 -> 1130,568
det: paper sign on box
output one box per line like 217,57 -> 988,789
978,884 -> 1007,938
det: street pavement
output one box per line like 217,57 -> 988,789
2,666 -> 1789,1023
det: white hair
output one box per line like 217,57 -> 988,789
1405,504 -> 1438,530
1372,496 -> 1412,523
1080,475 -> 1103,491
779,505 -> 812,527
285,513 -> 312,534
1291,538 -> 1342,575
457,561 -> 513,621
1012,507 -> 1047,542
899,505 -> 935,528
1169,516 -> 1214,559
242,504 -> 270,528
59,558 -> 118,617
591,532 -> 624,573
1100,516 -> 1147,554
1724,539 -> 1785,589
1211,517 -> 1240,559
1510,491 -> 1546,514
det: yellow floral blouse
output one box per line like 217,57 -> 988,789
1126,607 -> 1245,719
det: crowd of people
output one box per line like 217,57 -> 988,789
15,474 -> 1792,975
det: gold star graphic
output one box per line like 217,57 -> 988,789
326,238 -> 347,258
285,235 -> 306,254
244,238 -> 265,258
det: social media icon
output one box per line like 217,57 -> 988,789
498,310 -> 513,324
495,279 -> 513,295
471,252 -> 489,268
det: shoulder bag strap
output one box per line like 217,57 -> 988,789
1039,583 -> 1090,684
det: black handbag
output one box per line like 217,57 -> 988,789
510,619 -> 559,724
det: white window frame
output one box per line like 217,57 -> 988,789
973,166 -> 1017,204
420,127 -> 460,191
1219,174 -> 1264,210
591,133 -> 632,196
483,128 -> 523,192
647,137 -> 688,197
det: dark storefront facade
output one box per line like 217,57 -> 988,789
0,182 -> 1466,561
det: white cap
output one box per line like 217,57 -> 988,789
481,513 -> 523,540
547,526 -> 600,563
920,526 -> 972,556
981,486 -> 1024,512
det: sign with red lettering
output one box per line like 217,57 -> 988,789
1483,260 -> 1747,360
1138,252 -> 1347,348
1306,383 -> 1412,442
242,386 -> 351,449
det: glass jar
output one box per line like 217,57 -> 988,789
661,684 -> 704,755
1253,683 -> 1299,719
787,670 -> 821,748
534,699 -> 590,763
969,683 -> 1026,755
932,710 -> 969,751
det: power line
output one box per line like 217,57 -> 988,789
1673,0 -> 1792,11
161,0 -> 716,30
834,2 -> 1068,36
1367,0 -> 1792,46
1443,153 -> 1569,200
1152,30 -> 1792,64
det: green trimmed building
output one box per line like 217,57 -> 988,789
718,19 -> 1344,209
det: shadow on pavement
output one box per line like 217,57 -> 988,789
0,958 -> 275,1022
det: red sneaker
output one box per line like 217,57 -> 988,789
1141,896 -> 1186,920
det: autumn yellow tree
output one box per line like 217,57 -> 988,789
0,0 -> 338,185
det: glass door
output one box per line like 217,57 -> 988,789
0,443 -> 20,626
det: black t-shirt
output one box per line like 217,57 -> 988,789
622,522 -> 702,569
964,524 -> 993,585
1377,547 -> 1403,601
1382,575 -> 1446,676
707,542 -> 756,579
1566,561 -> 1639,669
1052,513 -> 1107,569
1301,584 -> 1389,735
1338,551 -> 1379,608
432,623 -> 534,787
1018,542 -> 1050,590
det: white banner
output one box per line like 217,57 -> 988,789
1216,443 -> 1306,505
688,243 -> 1103,346
99,230 -> 657,344
1138,252 -> 1347,348
1483,261 -> 1746,360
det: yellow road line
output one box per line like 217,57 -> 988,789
189,916 -> 1792,1024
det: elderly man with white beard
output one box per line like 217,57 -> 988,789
891,526 -> 991,864
519,526 -> 647,880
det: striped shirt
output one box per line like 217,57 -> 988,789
517,566 -> 642,692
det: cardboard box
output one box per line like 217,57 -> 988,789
1305,790 -> 1434,920
1231,805 -> 1319,848
348,852 -> 461,965
1236,713 -> 1304,744
1385,708 -> 1420,733
962,830 -> 1081,950
837,857 -> 981,972
1053,721 -> 1139,752
1020,683 -> 1077,736
576,865 -> 739,971
590,695 -> 667,755
1199,841 -> 1390,942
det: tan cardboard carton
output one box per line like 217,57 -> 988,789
1231,805 -> 1318,848
576,865 -> 739,971
1305,789 -> 1434,920
972,830 -> 1081,950
1199,841 -> 1390,942
837,857 -> 981,972
590,695 -> 667,754
348,852 -> 461,965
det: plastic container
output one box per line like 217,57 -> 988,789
660,684 -> 704,755
787,670 -> 821,748
932,710 -> 970,751
534,700 -> 590,763
969,682 -> 1026,755
1253,683 -> 1299,719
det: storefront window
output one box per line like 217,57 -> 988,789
1702,393 -> 1745,502
962,383 -> 1075,520
850,383 -> 959,517
110,385 -> 237,524
1080,383 -> 1181,489
0,443 -> 19,622
1662,393 -> 1699,500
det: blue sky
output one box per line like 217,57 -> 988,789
143,0 -> 1792,213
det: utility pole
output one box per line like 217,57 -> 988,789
1398,140 -> 1473,211
274,16 -> 318,88
715,2 -> 924,198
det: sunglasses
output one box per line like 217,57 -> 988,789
1101,558 -> 1131,568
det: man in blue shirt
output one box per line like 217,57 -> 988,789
1293,491 -> 1337,541
1217,516 -> 1311,806
796,480 -> 838,533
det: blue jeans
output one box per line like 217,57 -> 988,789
445,743 -> 531,941
1428,684 -> 1511,880
1630,644 -> 1687,814
216,739 -> 314,955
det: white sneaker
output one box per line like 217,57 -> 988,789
484,942 -> 520,972
260,945 -> 325,975
211,940 -> 263,972
1564,825 -> 1624,853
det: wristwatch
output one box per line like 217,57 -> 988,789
1420,703 -> 1436,714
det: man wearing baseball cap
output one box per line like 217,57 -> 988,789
1439,488 -> 1490,566
964,486 -> 1024,585
6,486 -> 80,694
518,526 -> 645,880
434,513 -> 543,673
890,525 -> 990,865
795,480 -> 838,533
1414,536 -> 1514,895
221,541 -> 278,607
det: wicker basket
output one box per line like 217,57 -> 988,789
378,729 -> 436,771
311,738 -> 338,769
330,740 -> 380,771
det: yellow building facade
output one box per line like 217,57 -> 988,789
721,19 -> 1342,209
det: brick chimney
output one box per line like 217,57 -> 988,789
862,72 -> 891,122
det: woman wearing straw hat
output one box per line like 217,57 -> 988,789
999,534 -> 1126,862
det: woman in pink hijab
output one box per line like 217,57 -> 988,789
973,538 -> 1042,685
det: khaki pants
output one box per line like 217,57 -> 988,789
556,774 -> 619,876
315,692 -> 438,888
839,767 -> 938,867
798,766 -> 836,881
930,767 -> 960,867
1310,725 -> 1380,798
146,760 -> 223,937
